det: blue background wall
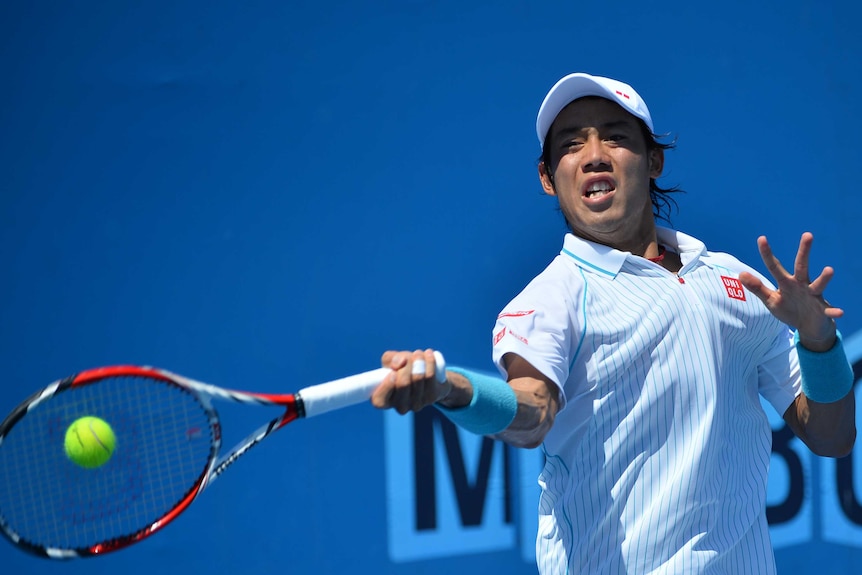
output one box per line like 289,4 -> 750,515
2,1 -> 861,573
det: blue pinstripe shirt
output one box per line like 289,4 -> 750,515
492,227 -> 800,574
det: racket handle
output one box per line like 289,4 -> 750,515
299,351 -> 446,418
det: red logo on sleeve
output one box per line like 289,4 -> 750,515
497,310 -> 535,319
494,327 -> 506,346
721,276 -> 746,301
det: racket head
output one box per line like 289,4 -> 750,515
0,366 -> 220,558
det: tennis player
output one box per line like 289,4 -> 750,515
372,72 -> 856,574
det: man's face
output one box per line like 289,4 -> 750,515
540,97 -> 663,249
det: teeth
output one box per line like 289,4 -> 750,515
585,181 -> 613,198
587,181 -> 613,192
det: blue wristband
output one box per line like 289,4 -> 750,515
434,367 -> 517,435
794,330 -> 854,403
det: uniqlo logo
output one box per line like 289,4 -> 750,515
721,276 -> 746,301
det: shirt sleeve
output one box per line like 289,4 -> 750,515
490,277 -> 577,409
757,325 -> 802,418
714,253 -> 803,416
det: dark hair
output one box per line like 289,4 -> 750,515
539,120 -> 683,224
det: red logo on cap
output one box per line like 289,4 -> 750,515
615,90 -> 630,100
721,276 -> 746,301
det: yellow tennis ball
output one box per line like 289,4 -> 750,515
64,416 -> 116,469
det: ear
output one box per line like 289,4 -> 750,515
648,148 -> 664,179
538,162 -> 557,196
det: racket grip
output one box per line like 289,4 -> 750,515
300,351 -> 447,418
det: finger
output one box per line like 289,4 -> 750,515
388,352 -> 423,414
383,350 -> 410,370
374,350 -> 412,408
411,358 -> 427,376
825,307 -> 845,319
793,232 -> 814,282
405,350 -> 428,412
738,270 -> 773,305
423,348 -> 436,380
375,351 -> 416,412
417,349 -> 442,409
808,266 -> 835,296
389,378 -> 414,415
370,369 -> 397,409
756,236 -> 790,279
410,349 -> 427,376
737,270 -> 763,291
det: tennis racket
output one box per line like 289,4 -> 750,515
0,353 -> 446,559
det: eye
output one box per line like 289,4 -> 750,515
562,140 -> 584,152
605,134 -> 627,143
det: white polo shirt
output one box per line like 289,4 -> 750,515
492,227 -> 801,575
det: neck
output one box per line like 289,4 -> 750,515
568,209 -> 659,258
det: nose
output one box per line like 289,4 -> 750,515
582,135 -> 610,171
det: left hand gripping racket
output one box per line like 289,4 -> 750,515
0,353 -> 446,559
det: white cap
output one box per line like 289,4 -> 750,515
536,72 -> 654,147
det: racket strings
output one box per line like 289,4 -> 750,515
0,375 -> 216,552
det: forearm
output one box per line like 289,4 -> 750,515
786,330 -> 857,457
493,376 -> 559,449
791,392 -> 856,457
437,369 -> 559,449
436,370 -> 473,409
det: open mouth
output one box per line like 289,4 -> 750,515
583,179 -> 615,200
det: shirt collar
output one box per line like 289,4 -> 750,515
560,226 -> 708,278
